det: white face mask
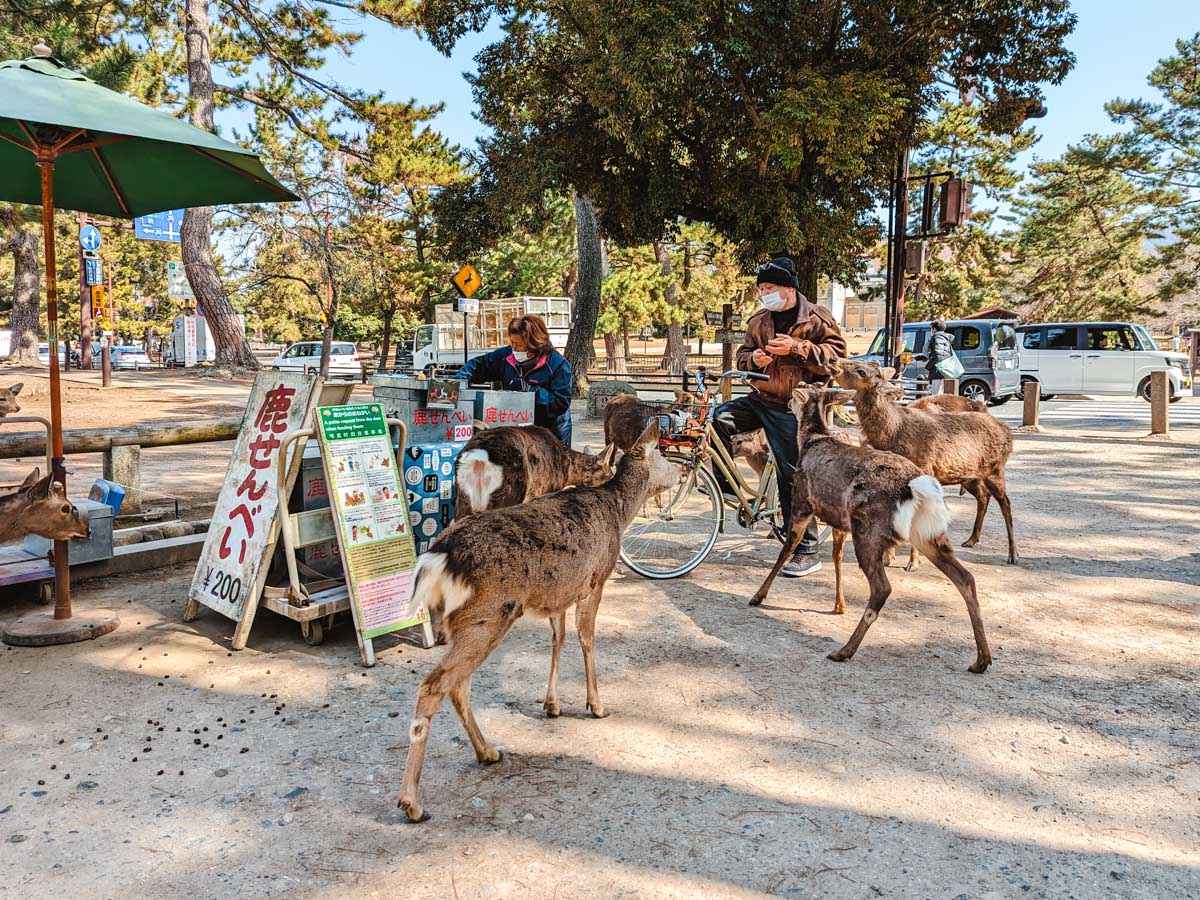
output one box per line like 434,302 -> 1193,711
760,291 -> 788,312
511,349 -> 531,362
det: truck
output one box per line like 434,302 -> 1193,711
163,314 -> 245,367
393,296 -> 572,372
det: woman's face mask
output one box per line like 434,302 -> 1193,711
760,291 -> 788,312
511,348 -> 531,362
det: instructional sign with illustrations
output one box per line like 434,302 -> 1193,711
316,404 -> 425,639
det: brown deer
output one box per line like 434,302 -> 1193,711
910,393 -> 987,414
832,359 -> 1017,567
0,383 -> 23,417
455,425 -> 610,518
750,386 -> 990,673
397,422 -> 678,823
601,390 -> 695,463
0,468 -> 90,544
730,429 -> 771,481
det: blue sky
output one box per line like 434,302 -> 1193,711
319,0 -> 1191,169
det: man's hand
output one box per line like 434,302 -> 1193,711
764,335 -> 794,357
751,349 -> 772,368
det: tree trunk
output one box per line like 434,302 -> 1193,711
657,242 -> 687,374
182,0 -> 258,369
603,332 -> 627,374
622,321 -> 631,361
4,229 -> 41,365
380,304 -> 395,369
564,194 -> 602,397
795,246 -> 819,307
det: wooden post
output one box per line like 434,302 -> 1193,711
721,302 -> 733,402
103,444 -> 142,514
1150,370 -> 1169,436
1022,389 -> 1040,429
944,377 -> 959,396
101,343 -> 112,387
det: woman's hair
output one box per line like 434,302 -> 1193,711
507,314 -> 554,355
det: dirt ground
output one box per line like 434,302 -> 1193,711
1,412 -> 1197,898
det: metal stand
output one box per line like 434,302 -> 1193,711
260,418 -> 433,665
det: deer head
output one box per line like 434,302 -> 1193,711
830,359 -> 895,392
790,386 -> 856,437
620,421 -> 677,496
0,383 -> 24,417
569,448 -> 614,487
13,468 -> 90,542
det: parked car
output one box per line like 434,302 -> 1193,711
1015,322 -> 1190,402
270,341 -> 363,378
109,345 -> 153,370
36,343 -> 65,366
855,318 -> 1021,405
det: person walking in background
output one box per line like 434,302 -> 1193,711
712,256 -> 847,578
926,319 -> 954,395
456,314 -> 575,446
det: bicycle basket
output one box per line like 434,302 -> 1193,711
627,399 -> 708,443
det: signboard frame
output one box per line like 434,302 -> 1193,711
134,209 -> 185,243
85,258 -> 103,287
715,328 -> 747,344
167,260 -> 197,301
316,403 -> 429,658
183,371 -> 322,648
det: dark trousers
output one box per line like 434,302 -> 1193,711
712,394 -> 819,555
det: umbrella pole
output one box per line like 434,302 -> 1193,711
0,153 -> 119,647
38,157 -> 71,620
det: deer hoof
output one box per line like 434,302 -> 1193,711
968,658 -> 991,674
1007,553 -> 1019,566
398,798 -> 429,823
749,593 -> 765,607
543,701 -> 561,718
587,703 -> 610,719
826,650 -> 850,663
832,604 -> 844,615
904,560 -> 920,573
480,748 -> 503,765
960,537 -> 980,549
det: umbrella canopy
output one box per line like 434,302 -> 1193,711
0,56 -> 297,215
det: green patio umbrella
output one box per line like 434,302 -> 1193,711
0,50 -> 297,646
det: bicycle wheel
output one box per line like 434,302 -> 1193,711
620,453 -> 722,579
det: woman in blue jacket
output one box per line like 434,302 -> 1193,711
456,314 -> 575,446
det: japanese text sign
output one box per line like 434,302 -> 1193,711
317,404 -> 425,640
189,371 -> 318,622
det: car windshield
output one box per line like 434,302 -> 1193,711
1131,324 -> 1158,351
866,328 -> 920,356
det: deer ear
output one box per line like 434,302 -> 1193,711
48,481 -> 66,499
8,383 -> 23,396
880,367 -> 897,381
635,419 -> 661,451
20,468 -> 40,489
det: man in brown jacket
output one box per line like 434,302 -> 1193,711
713,256 -> 847,577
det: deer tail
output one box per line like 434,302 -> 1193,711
893,475 -> 952,553
456,448 -> 503,513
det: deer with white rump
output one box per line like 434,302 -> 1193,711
397,421 -> 678,823
749,386 -> 991,674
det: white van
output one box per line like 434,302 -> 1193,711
270,341 -> 363,378
1015,322 -> 1190,401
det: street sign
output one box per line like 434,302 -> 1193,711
134,209 -> 185,243
704,310 -> 723,326
715,329 -> 747,344
455,297 -> 479,315
91,285 -> 107,318
639,326 -> 655,340
85,258 -> 103,286
167,260 -> 196,301
79,224 -> 101,251
451,263 -> 481,298
731,313 -> 743,327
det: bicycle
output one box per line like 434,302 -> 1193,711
618,367 -> 797,579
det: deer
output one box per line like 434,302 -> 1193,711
910,393 -> 986,414
397,421 -> 679,823
750,386 -> 990,674
730,430 -> 771,481
455,425 -> 610,518
601,390 -> 695,465
0,468 -> 90,545
0,383 -> 23,417
832,359 -> 1017,568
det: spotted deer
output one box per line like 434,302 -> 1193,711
750,386 -> 990,673
397,421 -> 678,823
0,468 -> 90,545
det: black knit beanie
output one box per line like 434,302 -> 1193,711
756,257 -> 799,289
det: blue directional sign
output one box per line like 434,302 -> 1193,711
85,258 -> 103,286
79,224 -> 102,251
134,209 -> 185,243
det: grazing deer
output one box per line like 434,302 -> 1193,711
397,422 -> 678,823
601,390 -> 695,464
910,393 -> 987,414
833,360 -> 1017,568
750,386 -> 990,673
455,425 -> 610,518
0,383 -> 23,417
0,468 -> 90,545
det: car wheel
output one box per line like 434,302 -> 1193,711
1017,377 -> 1053,402
1138,377 -> 1153,403
959,380 -> 991,404
987,395 -> 1010,407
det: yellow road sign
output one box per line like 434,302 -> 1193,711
452,263 -> 481,298
90,284 -> 106,318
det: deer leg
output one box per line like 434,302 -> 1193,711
986,474 -> 1018,565
576,587 -> 609,718
961,479 -> 990,549
449,675 -> 501,764
922,537 -> 991,673
831,530 -> 846,615
749,507 -> 814,606
543,612 -> 567,718
398,617 -> 515,823
905,544 -> 921,572
829,541 -> 891,663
